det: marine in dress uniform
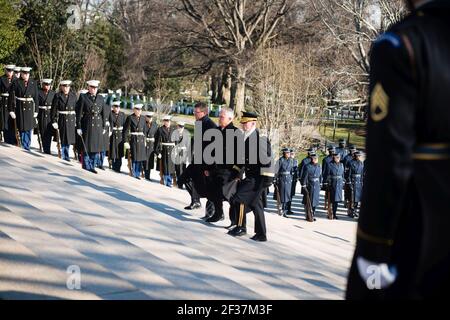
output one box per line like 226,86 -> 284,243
0,65 -> 15,144
123,103 -> 147,179
51,80 -> 77,161
276,148 -> 294,217
154,115 -> 176,186
324,152 -> 345,219
7,67 -> 39,151
75,80 -> 107,173
347,0 -> 450,299
38,79 -> 55,154
143,111 -> 158,180
108,99 -> 126,172
300,152 -> 322,221
346,150 -> 364,218
228,111 -> 274,242
97,92 -> 111,170
173,121 -> 188,187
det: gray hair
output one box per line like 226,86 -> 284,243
220,107 -> 234,119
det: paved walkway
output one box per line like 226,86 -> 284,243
0,140 -> 356,300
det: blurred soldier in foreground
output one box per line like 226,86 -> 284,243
38,79 -> 55,154
347,0 -> 450,299
51,80 -> 76,161
109,98 -> 126,172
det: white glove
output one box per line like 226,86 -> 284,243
52,123 -> 58,130
103,129 -> 106,135
105,121 -> 110,127
124,142 -> 130,149
34,112 -> 38,118
9,112 -> 16,119
157,153 -> 162,159
77,129 -> 83,136
109,131 -> 112,137
356,256 -> 397,290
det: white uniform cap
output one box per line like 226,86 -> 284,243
162,115 -> 172,121
5,65 -> 15,70
79,89 -> 88,94
13,67 -> 21,72
145,111 -> 154,117
112,100 -> 121,106
86,80 -> 100,87
133,103 -> 143,109
177,121 -> 186,126
60,80 -> 72,86
21,67 -> 32,72
42,79 -> 53,84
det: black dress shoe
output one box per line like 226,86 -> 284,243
251,234 -> 267,242
206,215 -> 224,223
334,215 -> 338,220
98,166 -> 105,170
184,202 -> 201,210
228,227 -> 247,237
135,177 -> 141,180
287,211 -> 294,215
224,224 -> 236,230
90,169 -> 98,174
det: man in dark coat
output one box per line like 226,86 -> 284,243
325,152 -> 345,220
123,103 -> 147,179
38,79 -> 56,154
0,65 -> 15,144
144,111 -> 158,180
179,102 -> 218,212
205,107 -> 241,224
300,152 -> 322,221
108,98 -> 126,172
228,111 -> 274,242
75,80 -> 107,173
51,80 -> 77,161
154,115 -> 176,186
276,148 -> 294,217
7,67 -> 39,151
346,150 -> 364,218
298,147 -> 315,185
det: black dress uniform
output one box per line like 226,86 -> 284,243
0,74 -> 14,143
97,98 -> 111,169
76,93 -> 107,171
276,155 -> 294,217
172,126 -> 188,186
8,77 -> 39,150
154,124 -> 176,185
123,113 -> 147,178
51,91 -> 77,160
144,118 -> 158,179
300,161 -> 322,218
108,109 -> 126,172
298,153 -> 312,186
347,0 -> 450,300
38,88 -> 55,154
229,112 -> 274,241
288,152 -> 298,214
325,158 -> 345,219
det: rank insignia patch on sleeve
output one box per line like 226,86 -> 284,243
370,82 -> 389,122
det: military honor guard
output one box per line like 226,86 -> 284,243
123,101 -> 147,179
0,64 -> 16,143
275,148 -> 294,217
75,80 -> 107,173
346,150 -> 364,218
300,152 -> 322,221
143,111 -> 158,180
336,139 -> 348,159
97,92 -> 111,170
7,67 -> 39,151
287,148 -> 299,215
108,98 -> 126,172
298,147 -> 315,184
325,152 -> 345,220
38,79 -> 55,154
172,121 -> 188,187
154,115 -> 176,186
51,80 -> 77,161
228,111 -> 274,242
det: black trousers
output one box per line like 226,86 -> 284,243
230,176 -> 266,236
